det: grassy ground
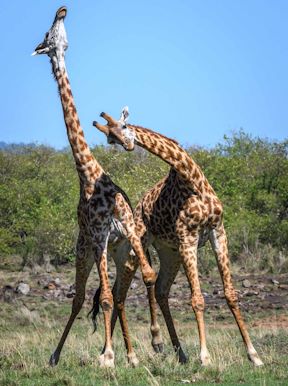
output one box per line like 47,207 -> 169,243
1,298 -> 287,386
0,258 -> 287,385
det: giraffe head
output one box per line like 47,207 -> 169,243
32,6 -> 68,71
93,107 -> 136,151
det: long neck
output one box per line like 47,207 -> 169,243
53,64 -> 103,183
130,125 -> 215,198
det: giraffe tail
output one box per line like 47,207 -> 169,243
87,286 -> 101,333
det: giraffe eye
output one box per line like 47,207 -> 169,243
123,125 -> 127,129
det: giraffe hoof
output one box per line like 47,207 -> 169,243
49,352 -> 59,367
99,350 -> 115,368
128,352 -> 139,367
178,349 -> 188,364
248,353 -> 264,366
152,342 -> 164,353
200,354 -> 211,366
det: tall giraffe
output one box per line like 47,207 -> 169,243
93,107 -> 264,367
32,8 -> 155,368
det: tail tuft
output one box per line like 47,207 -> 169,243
87,286 -> 101,333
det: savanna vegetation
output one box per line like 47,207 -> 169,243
1,299 -> 287,386
0,131 -> 288,385
1,130 -> 287,272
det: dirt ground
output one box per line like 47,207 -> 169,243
1,258 -> 287,328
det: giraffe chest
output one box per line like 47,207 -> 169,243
77,180 -> 117,238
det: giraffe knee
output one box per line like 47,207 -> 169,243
100,292 -> 114,311
72,293 -> 85,312
191,293 -> 205,312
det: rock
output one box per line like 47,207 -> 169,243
66,285 -> 76,298
242,279 -> 251,288
16,282 -> 30,295
54,277 -> 61,287
130,282 -> 138,290
271,279 -> 279,285
2,285 -> 15,303
53,289 -> 62,298
244,290 -> 259,297
48,282 -> 56,290
279,284 -> 288,290
134,271 -> 141,280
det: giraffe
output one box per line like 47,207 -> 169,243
32,8 -> 156,368
93,107 -> 264,367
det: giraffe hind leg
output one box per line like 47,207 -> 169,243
92,231 -> 116,368
209,225 -> 263,366
111,255 -> 140,366
180,240 -> 211,366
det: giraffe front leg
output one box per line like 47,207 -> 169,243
112,252 -> 140,367
180,239 -> 211,366
147,284 -> 164,353
210,225 -> 263,366
129,237 -> 157,286
93,237 -> 115,368
50,232 -> 93,366
114,193 -> 157,287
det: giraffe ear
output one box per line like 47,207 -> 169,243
119,106 -> 129,124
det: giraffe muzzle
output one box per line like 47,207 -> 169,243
55,6 -> 67,20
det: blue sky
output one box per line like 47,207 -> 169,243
0,0 -> 287,149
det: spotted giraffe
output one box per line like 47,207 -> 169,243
93,107 -> 264,367
32,8 -> 155,368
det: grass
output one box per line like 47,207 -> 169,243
0,298 -> 287,386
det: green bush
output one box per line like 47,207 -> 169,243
0,131 -> 287,271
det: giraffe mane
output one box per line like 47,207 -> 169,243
128,124 -> 179,145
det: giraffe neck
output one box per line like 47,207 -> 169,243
53,67 -> 103,183
129,125 -> 215,199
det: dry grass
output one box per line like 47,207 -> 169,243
0,298 -> 287,386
